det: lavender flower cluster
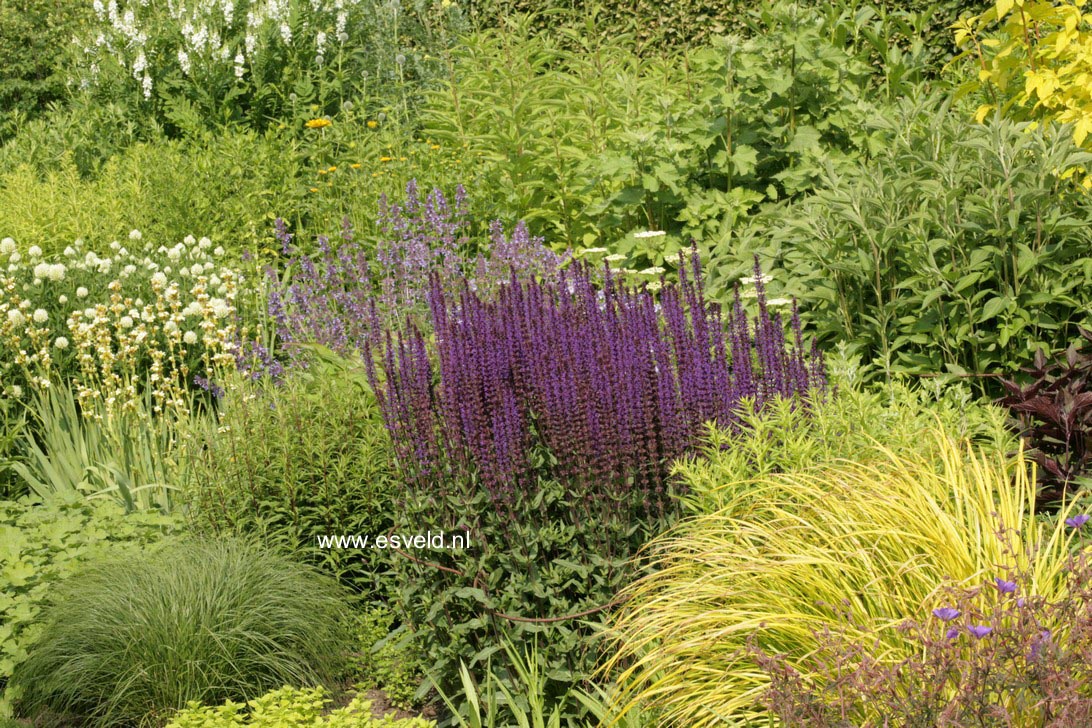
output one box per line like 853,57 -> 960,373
265,181 -> 566,362
368,251 -> 826,510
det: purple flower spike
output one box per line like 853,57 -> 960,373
945,627 -> 961,640
995,578 -> 1017,594
968,625 -> 993,639
1065,514 -> 1090,529
933,607 -> 960,622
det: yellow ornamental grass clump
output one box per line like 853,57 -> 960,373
955,0 -> 1092,149
605,429 -> 1088,726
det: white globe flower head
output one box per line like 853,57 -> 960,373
9,252 -> 20,263
151,272 -> 168,287
110,240 -> 121,251
183,330 -> 198,345
0,238 -> 15,255
198,237 -> 212,249
190,263 -> 204,276
10,385 -> 22,398
119,315 -> 134,329
182,301 -> 202,318
123,264 -> 137,277
129,229 -> 143,241
213,246 -> 224,257
32,308 -> 48,323
54,336 -> 69,349
118,247 -> 128,258
167,247 -> 182,262
164,320 -> 179,334
33,279 -> 42,286
7,309 -> 25,326
58,295 -> 68,304
83,307 -> 95,318
48,264 -> 66,281
210,274 -> 221,286
34,262 -> 50,279
27,245 -> 42,258
184,235 -> 196,246
76,286 -> 89,298
209,299 -> 232,318
64,246 -> 76,257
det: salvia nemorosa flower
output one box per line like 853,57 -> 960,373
933,607 -> 961,622
368,247 -> 825,516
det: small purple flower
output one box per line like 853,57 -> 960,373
1030,629 -> 1052,660
933,607 -> 960,622
1065,514 -> 1090,529
1016,597 -> 1026,608
968,625 -> 992,639
995,578 -> 1017,594
945,627 -> 961,640
194,374 -> 225,399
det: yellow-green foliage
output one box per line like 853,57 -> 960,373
955,0 -> 1092,148
166,686 -> 435,728
605,430 -> 1087,726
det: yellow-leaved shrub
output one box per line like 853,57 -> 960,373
955,0 -> 1092,148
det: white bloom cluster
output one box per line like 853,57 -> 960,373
75,0 -> 377,97
2,232 -> 247,422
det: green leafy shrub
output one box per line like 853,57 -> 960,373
461,0 -> 986,66
0,0 -> 94,140
0,112 -> 474,259
953,0 -> 1092,153
351,608 -> 426,712
11,537 -> 352,727
0,129 -> 301,255
0,498 -> 182,719
605,426 -> 1086,726
707,92 -> 1092,390
165,685 -> 435,727
182,368 -> 398,599
68,0 -> 464,136
423,4 -> 886,253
